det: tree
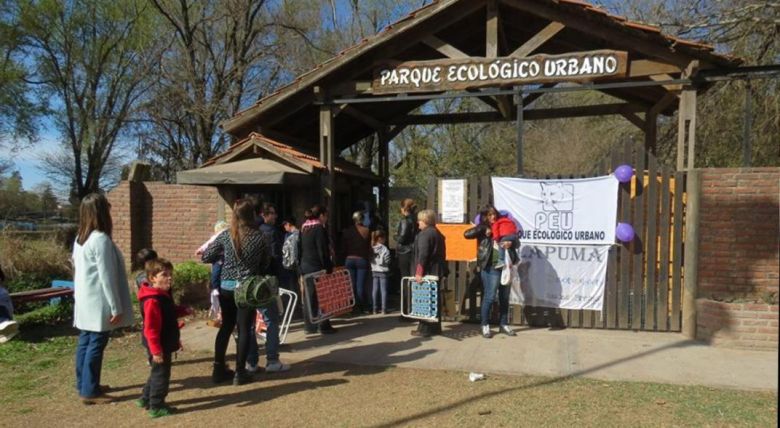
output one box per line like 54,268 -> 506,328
19,0 -> 156,200
136,0 -> 288,181
37,182 -> 58,218
0,0 -> 38,148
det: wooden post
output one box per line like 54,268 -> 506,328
676,62 -> 698,171
644,111 -> 657,155
682,169 -> 701,339
515,86 -> 524,175
378,129 -> 390,233
319,104 -> 335,235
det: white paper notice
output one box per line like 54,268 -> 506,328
440,179 -> 466,223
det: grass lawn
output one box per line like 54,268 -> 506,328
1,324 -> 777,427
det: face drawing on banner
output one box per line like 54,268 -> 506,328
540,182 -> 573,212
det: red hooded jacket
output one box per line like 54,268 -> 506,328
491,217 -> 517,242
137,281 -> 188,356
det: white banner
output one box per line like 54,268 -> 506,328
511,244 -> 610,311
492,175 -> 619,245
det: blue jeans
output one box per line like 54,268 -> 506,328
75,330 -> 110,398
372,272 -> 388,312
345,257 -> 369,310
247,302 -> 281,366
480,267 -> 510,327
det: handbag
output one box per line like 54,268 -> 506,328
234,275 -> 280,309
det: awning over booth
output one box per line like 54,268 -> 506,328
176,157 -> 307,185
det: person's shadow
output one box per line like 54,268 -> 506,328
518,245 -> 565,329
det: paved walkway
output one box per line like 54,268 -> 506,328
181,313 -> 778,392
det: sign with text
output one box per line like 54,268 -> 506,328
373,50 -> 627,94
492,175 -> 619,245
438,179 -> 467,223
510,244 -> 609,311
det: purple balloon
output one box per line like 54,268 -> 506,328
616,222 -> 635,242
615,164 -> 634,183
473,214 -> 481,225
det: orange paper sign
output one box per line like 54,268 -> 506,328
436,224 -> 477,262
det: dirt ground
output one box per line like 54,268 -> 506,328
2,326 -> 777,427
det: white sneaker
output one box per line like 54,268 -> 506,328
245,363 -> 259,373
265,361 -> 290,373
481,325 -> 492,339
0,320 -> 18,343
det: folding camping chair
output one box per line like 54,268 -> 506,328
301,269 -> 355,324
400,276 -> 440,322
254,288 -> 298,345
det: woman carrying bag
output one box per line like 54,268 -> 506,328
201,199 -> 273,385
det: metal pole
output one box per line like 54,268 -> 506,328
742,80 -> 753,167
515,86 -> 524,176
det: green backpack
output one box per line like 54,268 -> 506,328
234,275 -> 279,309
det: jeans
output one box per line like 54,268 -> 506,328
345,257 -> 369,311
480,267 -> 510,327
247,302 -> 281,366
214,289 -> 255,372
142,352 -> 172,409
372,272 -> 388,312
75,330 -> 110,398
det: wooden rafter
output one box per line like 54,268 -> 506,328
510,21 -> 565,57
422,35 -> 468,59
342,105 -> 385,130
621,112 -> 645,130
393,103 -> 644,125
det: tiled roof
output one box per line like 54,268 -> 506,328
222,0 -> 740,135
203,132 -> 380,181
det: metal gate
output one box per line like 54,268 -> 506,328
430,140 -> 686,331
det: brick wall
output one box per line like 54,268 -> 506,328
697,167 -> 779,348
108,181 -> 222,268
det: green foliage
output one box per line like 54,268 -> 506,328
172,261 -> 210,306
14,301 -> 73,327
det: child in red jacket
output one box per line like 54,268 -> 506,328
487,208 -> 519,269
137,258 -> 189,418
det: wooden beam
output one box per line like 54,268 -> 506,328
503,0 -> 694,68
649,73 -> 682,92
511,21 -> 565,57
422,35 -> 468,59
393,103 -> 644,125
342,105 -> 385,130
648,91 -> 678,117
329,81 -> 373,97
320,105 -> 335,235
644,111 -> 658,154
677,61 -> 699,170
621,112 -> 645,130
629,59 -> 681,78
486,0 -> 499,57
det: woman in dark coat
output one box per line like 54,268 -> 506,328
395,199 -> 418,320
464,205 -> 516,339
299,204 -> 338,335
411,209 -> 447,337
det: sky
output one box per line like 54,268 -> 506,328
1,132 -> 60,191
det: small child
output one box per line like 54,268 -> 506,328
489,209 -> 518,269
371,230 -> 391,314
197,221 -> 229,325
134,248 -> 158,290
137,258 -> 187,418
0,267 -> 19,344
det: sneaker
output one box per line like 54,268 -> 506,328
481,325 -> 492,339
148,405 -> 175,418
212,362 -> 235,384
265,361 -> 290,373
245,363 -> 259,373
319,326 -> 338,334
0,320 -> 19,343
135,398 -> 149,409
81,394 -> 116,405
233,370 -> 254,386
500,325 -> 516,336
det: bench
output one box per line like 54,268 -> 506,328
10,281 -> 74,306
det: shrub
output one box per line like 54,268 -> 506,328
173,261 -> 210,307
0,234 -> 72,292
15,301 -> 73,327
